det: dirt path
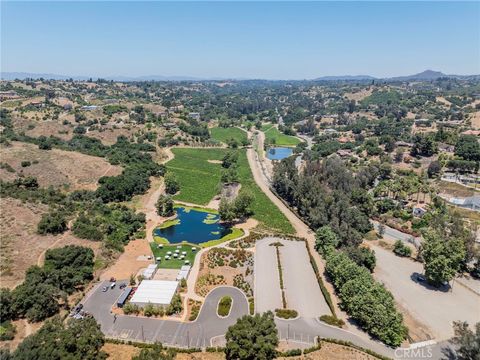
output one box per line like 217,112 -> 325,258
141,148 -> 175,243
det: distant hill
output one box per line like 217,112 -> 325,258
389,70 -> 447,81
313,75 -> 376,81
0,72 -> 208,82
2,70 -> 479,82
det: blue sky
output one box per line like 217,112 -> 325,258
2,1 -> 479,79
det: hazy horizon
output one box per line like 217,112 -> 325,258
2,1 -> 479,79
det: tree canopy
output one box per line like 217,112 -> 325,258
225,312 -> 279,360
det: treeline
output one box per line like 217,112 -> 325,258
273,156 -> 373,248
0,246 -> 94,322
324,250 -> 407,346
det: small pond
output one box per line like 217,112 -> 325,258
266,147 -> 293,160
153,207 -> 232,245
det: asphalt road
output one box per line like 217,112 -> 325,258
82,282 -> 249,348
371,220 -> 421,247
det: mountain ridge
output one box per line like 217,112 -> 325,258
1,70 -> 479,82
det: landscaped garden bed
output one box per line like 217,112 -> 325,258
195,248 -> 253,297
217,296 -> 232,317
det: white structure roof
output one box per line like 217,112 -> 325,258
130,280 -> 178,305
176,265 -> 191,281
142,264 -> 157,279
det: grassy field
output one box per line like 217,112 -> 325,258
210,127 -> 248,145
149,243 -> 198,269
261,124 -> 301,147
166,148 -> 294,233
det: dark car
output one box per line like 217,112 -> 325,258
119,283 -> 127,289
416,274 -> 426,282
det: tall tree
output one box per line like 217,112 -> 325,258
225,312 -> 278,360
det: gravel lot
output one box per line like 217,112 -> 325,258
254,238 -> 283,313
279,239 -> 331,317
373,245 -> 480,340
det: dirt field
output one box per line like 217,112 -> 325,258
0,141 -> 122,191
100,239 -> 153,281
0,198 -> 101,289
12,117 -> 74,140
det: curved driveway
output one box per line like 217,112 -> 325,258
82,282 -> 248,348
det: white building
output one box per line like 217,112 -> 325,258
130,280 -> 179,307
176,265 -> 191,281
142,264 -> 158,280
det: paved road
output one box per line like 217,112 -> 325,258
373,245 -> 480,341
372,220 -> 422,247
82,282 -> 249,348
278,239 -> 331,317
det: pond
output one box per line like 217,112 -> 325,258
266,147 -> 293,160
153,207 -> 232,245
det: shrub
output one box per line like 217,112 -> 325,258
274,309 -> 298,319
37,211 -> 67,235
218,296 -> 232,317
393,240 -> 412,257
319,314 -> 345,327
0,321 -> 16,341
21,160 -> 31,167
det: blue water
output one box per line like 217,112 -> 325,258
267,147 -> 293,160
153,207 -> 231,245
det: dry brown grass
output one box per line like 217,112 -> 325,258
0,141 -> 122,191
470,111 -> 480,129
0,198 -> 101,289
102,343 -> 141,360
12,117 -> 73,140
344,89 -> 372,102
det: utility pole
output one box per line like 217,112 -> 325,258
141,325 -> 145,342
187,330 -> 190,348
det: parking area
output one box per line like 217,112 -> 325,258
372,245 -> 480,340
279,239 -> 330,317
254,238 -> 283,313
254,237 -> 330,318
81,281 -> 249,347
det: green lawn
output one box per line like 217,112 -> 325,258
210,127 -> 248,145
166,148 -> 294,234
149,243 -> 198,269
261,124 -> 301,147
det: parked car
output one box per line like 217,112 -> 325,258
119,283 -> 127,289
109,277 -> 116,282
416,274 -> 426,282
110,282 -> 116,289
102,286 -> 108,292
